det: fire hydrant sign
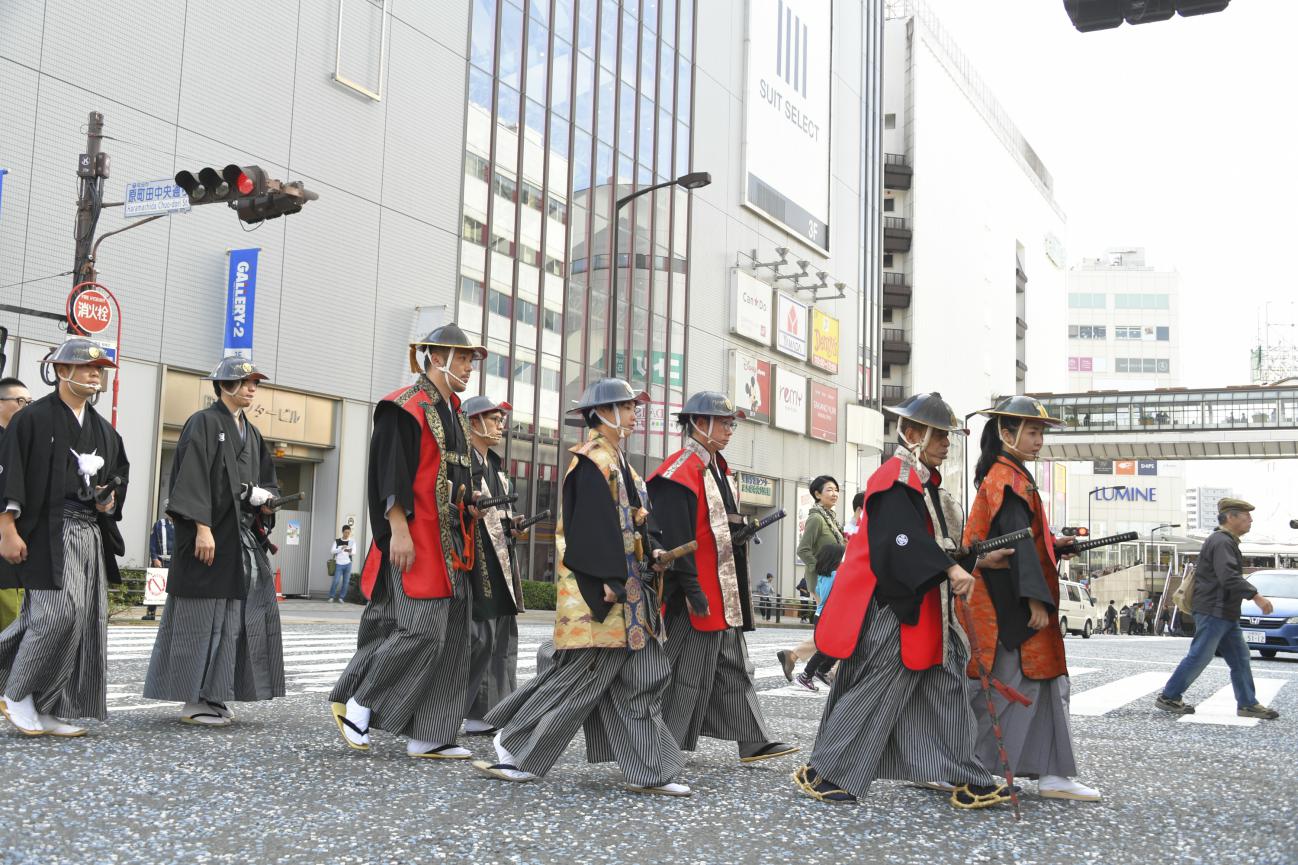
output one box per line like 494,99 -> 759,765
71,288 -> 113,334
143,567 -> 169,606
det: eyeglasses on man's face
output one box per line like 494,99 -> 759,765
0,397 -> 32,407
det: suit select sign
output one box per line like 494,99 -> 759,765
774,367 -> 807,434
776,293 -> 808,360
744,0 -> 833,251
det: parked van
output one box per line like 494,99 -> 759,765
1058,579 -> 1098,638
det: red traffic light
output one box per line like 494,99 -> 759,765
1062,527 -> 1091,537
223,164 -> 256,196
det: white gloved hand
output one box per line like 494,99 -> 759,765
71,449 -> 105,480
247,486 -> 272,507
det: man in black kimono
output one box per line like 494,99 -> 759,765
649,391 -> 795,764
143,356 -> 284,726
0,376 -> 33,631
0,339 -> 128,737
460,395 -> 523,736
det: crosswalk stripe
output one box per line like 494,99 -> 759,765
1070,671 -> 1168,716
1179,678 -> 1287,727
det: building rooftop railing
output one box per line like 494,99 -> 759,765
884,153 -> 910,165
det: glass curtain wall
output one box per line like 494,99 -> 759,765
462,0 -> 696,582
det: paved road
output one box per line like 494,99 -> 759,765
2,609 -> 1295,864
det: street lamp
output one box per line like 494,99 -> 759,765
1148,521 -> 1181,589
606,172 -> 712,376
1086,485 -> 1126,573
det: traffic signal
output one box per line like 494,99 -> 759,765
174,164 -> 265,205
231,179 -> 319,225
1061,527 -> 1091,537
1064,0 -> 1230,32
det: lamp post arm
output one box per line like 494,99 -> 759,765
616,178 -> 680,211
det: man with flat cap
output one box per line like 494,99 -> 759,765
648,390 -> 796,765
330,323 -> 484,759
144,356 -> 285,726
460,394 -> 524,736
1156,497 -> 1280,720
0,338 -> 129,737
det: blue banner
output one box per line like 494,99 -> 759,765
224,248 -> 260,356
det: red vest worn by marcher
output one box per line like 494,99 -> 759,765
360,384 -> 461,600
959,456 -> 1067,680
813,453 -> 945,671
648,444 -> 743,632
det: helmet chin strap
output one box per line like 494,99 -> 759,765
596,407 -> 634,441
472,416 -> 503,443
58,373 -> 100,398
689,417 -> 722,448
434,348 -> 468,390
903,424 -> 932,458
998,417 -> 1033,460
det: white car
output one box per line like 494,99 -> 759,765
1058,579 -> 1098,638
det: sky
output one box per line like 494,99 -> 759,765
916,0 -> 1298,541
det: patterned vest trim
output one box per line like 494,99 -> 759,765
649,440 -> 743,631
473,455 -> 525,612
552,431 -> 657,651
960,456 -> 1068,681
359,378 -> 468,600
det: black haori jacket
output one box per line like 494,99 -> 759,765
0,392 -> 129,590
166,401 -> 278,599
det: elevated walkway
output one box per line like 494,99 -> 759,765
1028,384 -> 1298,459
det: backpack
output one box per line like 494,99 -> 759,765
1173,567 -> 1195,616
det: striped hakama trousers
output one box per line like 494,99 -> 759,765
330,564 -> 471,744
661,605 -> 772,754
968,648 -> 1078,779
809,601 -> 995,799
484,640 -> 685,788
465,614 -> 518,722
0,509 -> 108,720
143,526 -> 285,703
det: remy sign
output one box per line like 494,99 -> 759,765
743,0 -> 833,252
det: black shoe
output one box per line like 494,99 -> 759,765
777,650 -> 796,682
1154,694 -> 1194,715
141,614 -> 156,621
814,670 -> 833,687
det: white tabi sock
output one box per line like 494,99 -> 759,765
406,739 -> 471,757
345,697 -> 371,731
463,718 -> 495,733
3,693 -> 41,730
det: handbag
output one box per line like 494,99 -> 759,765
327,558 -> 337,577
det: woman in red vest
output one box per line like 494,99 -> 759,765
960,395 -> 1099,802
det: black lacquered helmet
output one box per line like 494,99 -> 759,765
979,395 -> 1063,427
675,390 -> 746,421
461,395 -> 512,417
41,338 -> 117,369
408,322 -> 488,372
884,391 -> 966,433
565,377 -> 649,426
205,356 -> 269,382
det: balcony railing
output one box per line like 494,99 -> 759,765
882,327 -> 908,342
882,270 -> 908,285
881,385 -> 906,404
884,153 -> 913,190
884,153 -> 910,165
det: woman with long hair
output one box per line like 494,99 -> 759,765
960,395 -> 1099,802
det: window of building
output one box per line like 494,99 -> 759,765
882,363 -> 892,378
882,308 -> 893,323
516,296 -> 538,327
1115,293 -> 1170,310
1157,326 -> 1170,341
883,253 -> 894,268
1073,325 -> 1106,340
543,308 -> 562,335
884,113 -> 896,129
1068,325 -> 1078,339
1115,358 -> 1128,373
465,152 -> 489,182
492,172 -> 518,203
462,215 -> 487,245
1068,293 -> 1105,309
488,288 -> 513,319
883,197 -> 895,212
460,276 -> 484,306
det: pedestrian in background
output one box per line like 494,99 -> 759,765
327,525 -> 356,603
1119,604 -> 1132,635
777,475 -> 844,679
1104,600 -> 1117,635
753,573 -> 775,622
1156,499 -> 1279,720
0,376 -> 32,632
844,491 -> 865,537
794,543 -> 845,691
